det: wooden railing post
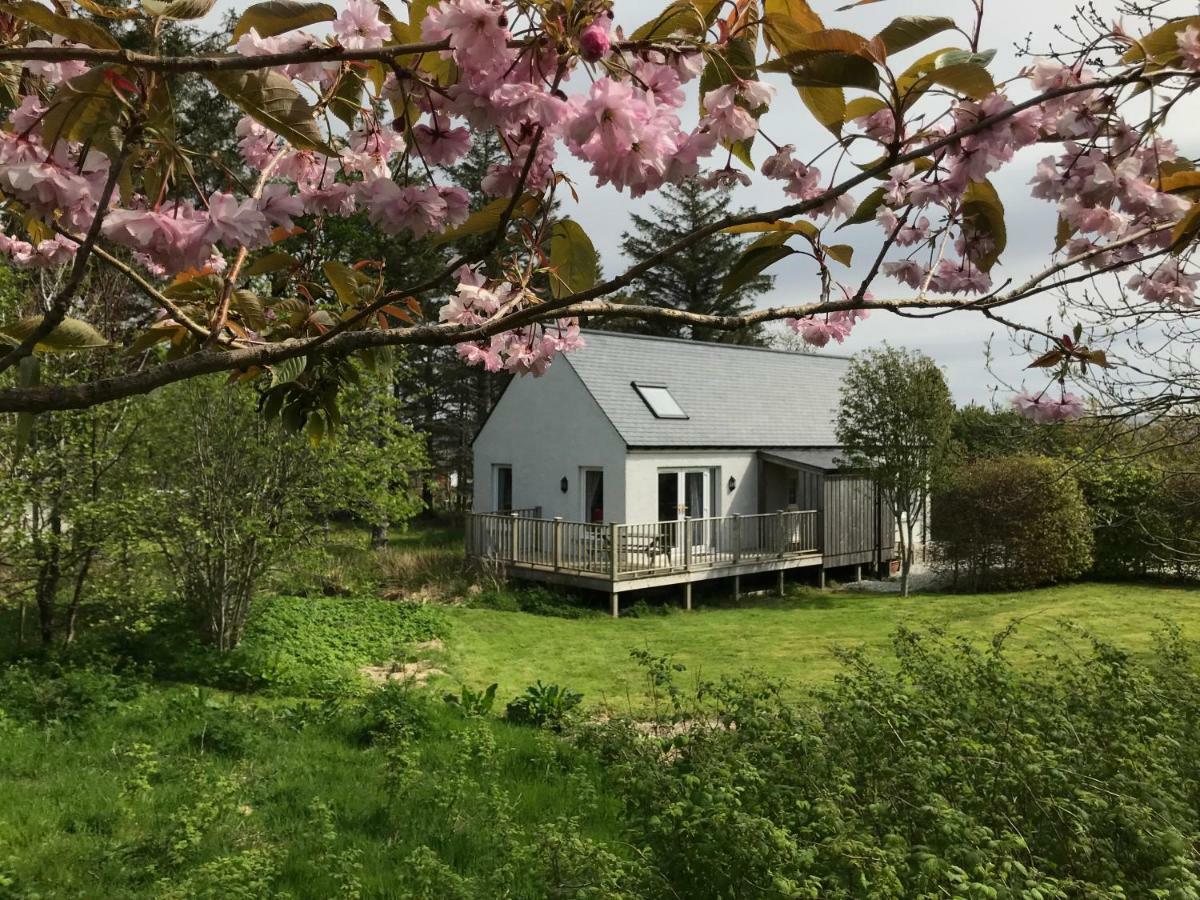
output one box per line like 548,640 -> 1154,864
553,517 -> 563,571
609,521 -> 620,581
732,514 -> 742,562
776,509 -> 786,556
510,512 -> 519,563
684,518 -> 693,570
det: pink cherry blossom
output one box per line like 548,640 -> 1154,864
207,191 -> 270,249
258,184 -> 306,230
700,85 -> 758,144
422,0 -> 514,85
23,39 -> 87,84
102,203 -> 214,275
1012,390 -> 1085,422
579,17 -> 612,62
411,115 -> 471,166
334,0 -> 390,50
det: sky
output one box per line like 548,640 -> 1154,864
208,0 -> 1151,404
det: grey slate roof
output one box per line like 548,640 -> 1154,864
564,331 -> 852,448
759,448 -> 848,472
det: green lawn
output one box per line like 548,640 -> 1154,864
443,582 -> 1200,706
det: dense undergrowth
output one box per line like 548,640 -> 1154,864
2,590 -> 1199,897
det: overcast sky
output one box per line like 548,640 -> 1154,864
211,0 -> 1151,404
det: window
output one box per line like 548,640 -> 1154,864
583,468 -> 604,523
494,465 -> 513,512
632,382 -> 688,419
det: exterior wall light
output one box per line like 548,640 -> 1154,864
560,477 -> 569,493
727,475 -> 737,493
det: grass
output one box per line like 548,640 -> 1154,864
444,582 -> 1200,706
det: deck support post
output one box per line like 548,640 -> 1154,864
553,517 -> 563,571
855,564 -> 862,583
733,574 -> 741,602
818,568 -> 826,590
684,582 -> 692,611
777,570 -> 785,597
510,513 -> 519,563
610,591 -> 619,618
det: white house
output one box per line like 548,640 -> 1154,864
468,331 -> 895,613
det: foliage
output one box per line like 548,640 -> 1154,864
470,583 -> 601,618
1074,457 -> 1170,579
504,681 -> 584,732
606,180 -> 773,345
136,594 -> 448,697
836,345 -> 954,595
581,626 -> 1200,898
444,682 -> 498,718
931,454 -> 1094,590
138,376 -> 425,650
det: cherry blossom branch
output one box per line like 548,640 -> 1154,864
0,138 -> 133,376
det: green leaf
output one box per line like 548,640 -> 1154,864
875,16 -> 955,55
0,1 -> 120,48
785,53 -> 880,91
206,68 -> 332,155
329,65 -> 364,128
630,0 -> 719,41
323,260 -> 364,307
231,0 -> 337,41
0,316 -> 109,352
431,194 -> 540,247
268,355 -> 307,387
762,0 -> 824,54
897,46 -> 997,105
142,0 -> 216,18
824,244 -> 854,266
244,250 -> 298,277
1123,15 -> 1200,62
961,178 -> 1006,271
548,219 -> 598,300
40,66 -> 123,154
725,220 -> 819,238
837,186 -> 887,229
231,289 -> 267,331
1171,202 -> 1200,254
797,85 -> 845,136
721,244 -> 795,297
845,96 -> 887,120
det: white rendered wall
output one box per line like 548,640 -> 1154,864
472,362 -> 627,522
623,449 -> 760,524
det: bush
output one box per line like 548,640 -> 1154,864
582,625 -> 1200,898
504,681 -> 583,731
471,584 -> 600,618
931,454 -> 1093,590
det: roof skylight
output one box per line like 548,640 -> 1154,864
632,382 -> 688,419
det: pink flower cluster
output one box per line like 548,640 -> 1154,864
786,309 -> 870,348
1012,390 -> 1085,423
0,232 -> 75,268
440,266 -> 584,373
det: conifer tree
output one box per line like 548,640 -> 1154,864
608,180 -> 773,345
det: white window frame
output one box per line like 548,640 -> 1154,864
631,382 -> 688,419
581,467 -> 605,523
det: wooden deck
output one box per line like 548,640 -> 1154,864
465,511 -> 822,615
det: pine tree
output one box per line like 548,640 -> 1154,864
606,180 -> 774,345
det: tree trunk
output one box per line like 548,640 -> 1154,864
370,521 -> 389,549
64,548 -> 94,648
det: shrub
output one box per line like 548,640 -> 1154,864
471,584 -> 599,618
1075,458 -> 1168,579
931,454 -> 1093,590
582,625 -> 1200,898
504,681 -> 583,731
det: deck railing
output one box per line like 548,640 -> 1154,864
465,510 -> 820,582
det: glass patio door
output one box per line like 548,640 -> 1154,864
657,469 -> 711,551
